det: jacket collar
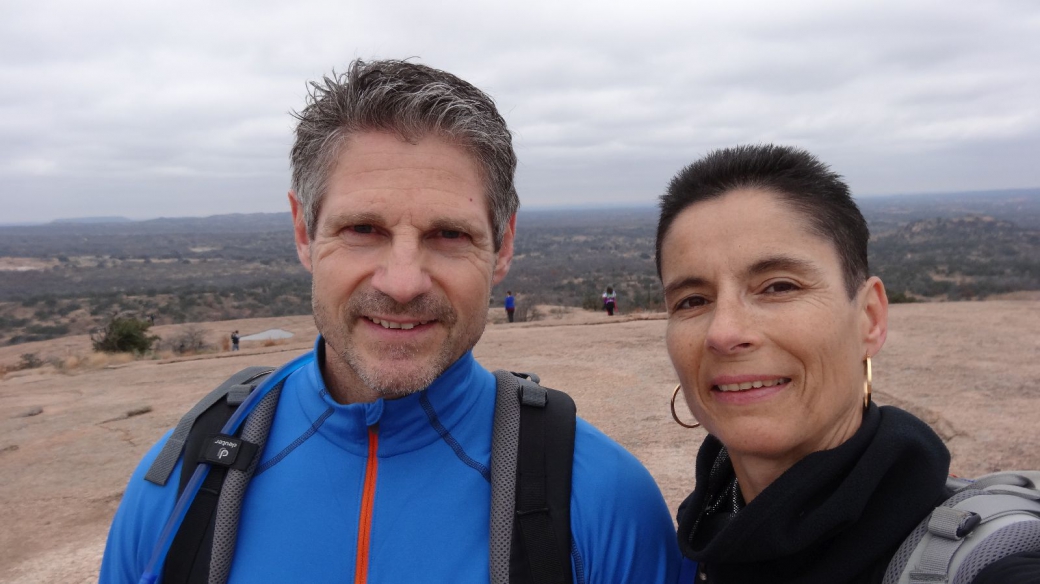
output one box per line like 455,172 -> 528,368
677,404 -> 951,583
289,336 -> 494,457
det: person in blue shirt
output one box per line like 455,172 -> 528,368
504,290 -> 516,322
100,58 -> 681,584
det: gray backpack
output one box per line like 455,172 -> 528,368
883,471 -> 1040,584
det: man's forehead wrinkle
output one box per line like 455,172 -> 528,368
322,210 -> 382,227
333,185 -> 485,201
332,164 -> 478,186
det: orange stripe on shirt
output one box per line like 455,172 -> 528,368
354,425 -> 379,584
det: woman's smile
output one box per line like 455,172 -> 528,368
710,375 -> 792,405
711,375 -> 790,392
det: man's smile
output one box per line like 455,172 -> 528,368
364,316 -> 435,330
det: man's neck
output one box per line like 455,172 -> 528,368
317,341 -> 381,405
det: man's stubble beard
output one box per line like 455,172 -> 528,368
312,283 -> 489,400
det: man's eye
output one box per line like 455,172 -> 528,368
351,225 -> 374,234
764,281 -> 799,294
440,230 -> 463,239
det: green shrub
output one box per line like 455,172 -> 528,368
91,317 -> 158,354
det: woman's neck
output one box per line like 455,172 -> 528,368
728,409 -> 864,502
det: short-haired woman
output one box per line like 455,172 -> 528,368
656,145 -> 1040,583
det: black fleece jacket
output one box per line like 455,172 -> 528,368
676,404 -> 1040,583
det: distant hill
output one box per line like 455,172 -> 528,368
50,216 -> 133,225
0,190 -> 1038,345
858,188 -> 1040,231
871,215 -> 1038,299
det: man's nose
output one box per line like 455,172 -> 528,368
704,294 -> 758,356
370,239 -> 433,305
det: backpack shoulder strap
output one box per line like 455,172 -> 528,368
490,370 -> 577,584
884,472 -> 1040,584
155,366 -> 276,584
144,366 -> 273,487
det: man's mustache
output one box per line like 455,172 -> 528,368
346,291 -> 457,326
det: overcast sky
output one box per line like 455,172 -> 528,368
2,0 -> 1038,223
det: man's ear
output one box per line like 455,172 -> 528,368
289,191 -> 313,272
859,276 -> 889,357
492,214 -> 517,285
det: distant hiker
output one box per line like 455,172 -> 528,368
504,290 -> 516,322
230,330 -> 240,351
100,58 -> 680,584
602,286 -> 617,316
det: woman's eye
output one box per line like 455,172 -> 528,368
676,296 -> 708,310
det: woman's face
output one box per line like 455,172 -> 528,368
660,188 -> 886,464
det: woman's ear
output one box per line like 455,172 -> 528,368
860,276 -> 889,357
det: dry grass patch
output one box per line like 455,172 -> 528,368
49,351 -> 137,374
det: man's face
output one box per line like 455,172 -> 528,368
291,131 -> 515,404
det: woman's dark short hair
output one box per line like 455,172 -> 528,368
655,144 -> 869,298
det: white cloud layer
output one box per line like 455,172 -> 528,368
1,0 -> 1038,222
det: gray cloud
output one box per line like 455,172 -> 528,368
1,0 -> 1038,223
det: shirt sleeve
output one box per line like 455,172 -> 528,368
98,430 -> 181,584
569,418 -> 682,584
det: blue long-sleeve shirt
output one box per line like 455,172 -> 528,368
100,341 -> 681,583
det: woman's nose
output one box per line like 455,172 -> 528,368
371,240 -> 433,304
705,295 -> 757,355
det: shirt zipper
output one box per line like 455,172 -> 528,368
354,424 -> 379,584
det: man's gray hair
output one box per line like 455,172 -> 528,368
290,59 -> 519,249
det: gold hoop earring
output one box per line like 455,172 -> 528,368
863,355 -> 873,410
671,384 -> 701,429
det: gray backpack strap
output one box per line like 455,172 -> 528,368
968,471 -> 1040,491
208,380 -> 284,584
145,366 -> 275,486
884,472 -> 1040,584
490,370 -> 524,584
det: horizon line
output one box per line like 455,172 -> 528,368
4,186 -> 1038,227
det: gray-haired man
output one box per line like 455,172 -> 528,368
100,59 -> 680,583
